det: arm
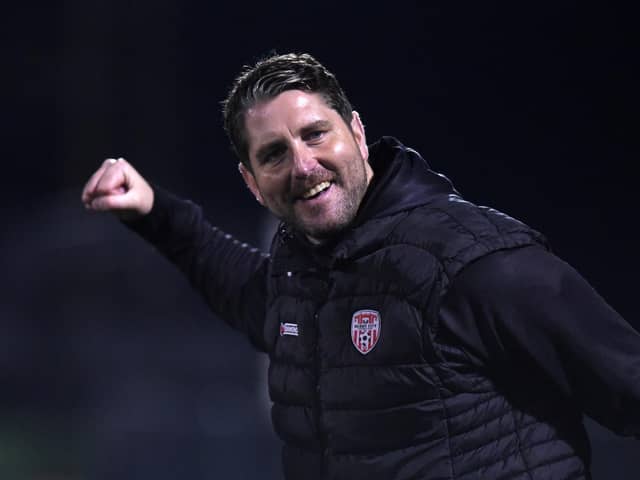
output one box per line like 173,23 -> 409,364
439,245 -> 640,437
81,158 -> 269,351
127,186 -> 269,349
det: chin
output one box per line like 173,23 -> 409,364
299,218 -> 352,242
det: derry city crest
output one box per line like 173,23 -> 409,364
351,309 -> 381,355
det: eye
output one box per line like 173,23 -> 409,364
261,145 -> 287,165
304,129 -> 326,143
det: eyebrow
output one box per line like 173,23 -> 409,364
299,119 -> 332,137
254,119 -> 332,161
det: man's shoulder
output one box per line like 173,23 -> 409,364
390,196 -> 548,278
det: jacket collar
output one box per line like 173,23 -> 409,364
354,136 -> 459,225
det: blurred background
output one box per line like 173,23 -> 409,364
1,1 -> 638,478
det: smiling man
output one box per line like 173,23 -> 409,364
239,89 -> 372,243
82,53 -> 640,479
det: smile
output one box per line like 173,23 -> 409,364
301,181 -> 331,199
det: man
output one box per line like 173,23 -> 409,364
82,53 -> 640,479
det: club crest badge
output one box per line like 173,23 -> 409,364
351,309 -> 381,355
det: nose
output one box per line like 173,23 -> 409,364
291,142 -> 318,178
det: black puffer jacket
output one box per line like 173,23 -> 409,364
130,137 -> 640,479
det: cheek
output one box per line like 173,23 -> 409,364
257,172 -> 288,199
332,141 -> 347,156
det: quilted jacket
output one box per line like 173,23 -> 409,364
129,137 -> 640,479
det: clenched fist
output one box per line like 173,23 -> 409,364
81,157 -> 154,221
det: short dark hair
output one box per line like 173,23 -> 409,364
222,52 -> 354,168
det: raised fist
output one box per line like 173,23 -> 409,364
81,157 -> 154,221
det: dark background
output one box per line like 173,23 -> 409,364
1,1 -> 638,478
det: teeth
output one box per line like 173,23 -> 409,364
302,181 -> 331,199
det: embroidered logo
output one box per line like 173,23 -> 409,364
280,322 -> 299,337
351,309 -> 381,354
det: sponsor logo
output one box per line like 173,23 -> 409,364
351,309 -> 381,354
280,322 -> 299,337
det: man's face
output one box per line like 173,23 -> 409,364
240,90 -> 373,244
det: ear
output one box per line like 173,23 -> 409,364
350,111 -> 369,161
238,163 -> 264,205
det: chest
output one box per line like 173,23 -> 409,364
263,244 -> 442,368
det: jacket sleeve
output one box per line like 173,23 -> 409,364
125,185 -> 270,352
439,245 -> 640,438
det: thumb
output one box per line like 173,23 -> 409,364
89,189 -> 132,212
89,182 -> 154,221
